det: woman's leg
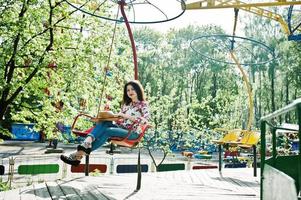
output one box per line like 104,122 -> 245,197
91,127 -> 139,151
76,121 -> 114,155
88,121 -> 114,141
61,123 -> 139,166
78,121 -> 114,149
60,121 -> 114,166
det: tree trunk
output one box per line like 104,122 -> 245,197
285,73 -> 290,122
211,73 -> 217,99
269,64 -> 276,112
254,92 -> 258,127
0,102 -> 8,122
279,84 -> 284,122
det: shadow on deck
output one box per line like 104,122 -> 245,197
0,168 -> 260,200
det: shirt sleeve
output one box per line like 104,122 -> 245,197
134,102 -> 150,125
120,104 -> 127,113
115,104 -> 126,125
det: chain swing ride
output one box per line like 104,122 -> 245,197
64,0 -> 185,190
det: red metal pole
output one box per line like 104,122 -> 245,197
119,1 -> 138,80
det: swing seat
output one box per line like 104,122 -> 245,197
71,112 -> 150,147
226,130 -> 260,148
72,126 -> 95,137
71,113 -> 95,136
212,129 -> 241,145
71,112 -> 119,138
214,129 -> 260,177
110,124 -> 150,148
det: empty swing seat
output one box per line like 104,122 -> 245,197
212,130 -> 241,145
213,129 -> 260,177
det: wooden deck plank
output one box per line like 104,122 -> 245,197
219,176 -> 244,193
134,173 -> 256,200
0,188 -> 21,200
56,180 -> 82,200
195,169 -> 211,186
218,168 -> 260,194
85,184 -> 117,200
0,185 -> 39,200
196,170 -> 257,197
19,185 -> 36,200
58,178 -> 113,200
46,181 -> 67,200
70,176 -> 120,200
95,171 -> 258,199
33,183 -> 52,200
228,176 -> 258,194
0,169 -> 260,200
232,176 -> 260,194
202,170 -> 218,187
205,171 -> 229,191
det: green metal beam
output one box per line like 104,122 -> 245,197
261,99 -> 301,121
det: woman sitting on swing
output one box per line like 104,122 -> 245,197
61,80 -> 150,166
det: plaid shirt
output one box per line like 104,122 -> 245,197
116,101 -> 150,132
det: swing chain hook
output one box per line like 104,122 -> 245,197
231,8 -> 239,51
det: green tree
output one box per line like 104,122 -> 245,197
0,1 -> 133,138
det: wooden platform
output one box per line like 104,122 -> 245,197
0,168 -> 260,200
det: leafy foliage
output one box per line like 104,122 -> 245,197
0,0 -> 132,139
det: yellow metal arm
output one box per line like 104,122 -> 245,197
241,6 -> 289,34
185,0 -> 301,35
229,51 -> 254,130
186,0 -> 301,9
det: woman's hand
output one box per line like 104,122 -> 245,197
116,113 -> 126,118
90,118 -> 101,123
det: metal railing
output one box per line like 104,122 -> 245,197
260,98 -> 301,200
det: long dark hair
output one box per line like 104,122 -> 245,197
122,80 -> 145,105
